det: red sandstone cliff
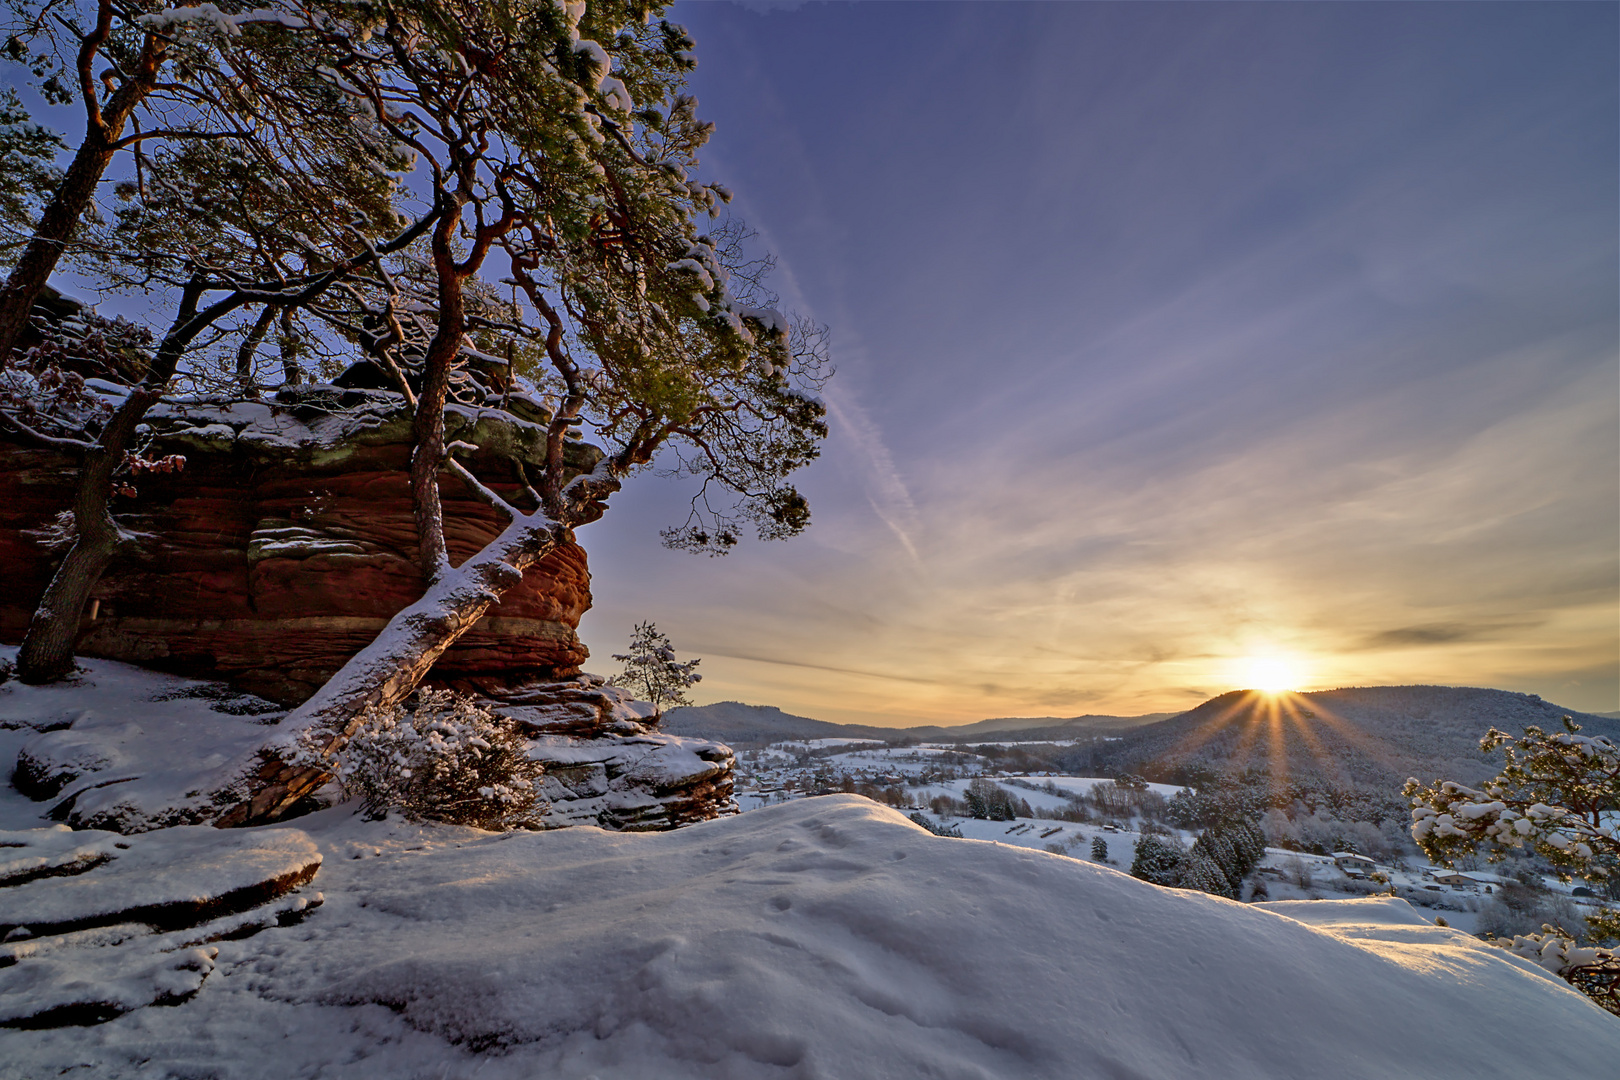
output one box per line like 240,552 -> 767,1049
0,386 -> 595,703
2,384 -> 737,831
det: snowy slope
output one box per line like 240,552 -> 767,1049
2,796 -> 1613,1077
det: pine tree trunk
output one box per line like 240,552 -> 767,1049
14,509 -> 118,684
0,136 -> 115,360
15,284 -> 235,683
0,27 -> 164,362
15,385 -> 161,682
214,512 -> 571,826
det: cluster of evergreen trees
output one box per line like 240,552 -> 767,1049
963,779 -> 1034,822
1163,769 -> 1407,832
1130,818 -> 1267,900
907,811 -> 963,838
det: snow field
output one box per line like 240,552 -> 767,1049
4,796 -> 1615,1078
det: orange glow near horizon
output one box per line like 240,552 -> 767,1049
1238,654 -> 1303,693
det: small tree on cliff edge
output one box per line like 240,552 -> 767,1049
611,621 -> 701,720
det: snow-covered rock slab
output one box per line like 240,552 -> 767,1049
0,824 -> 121,887
1,826 -> 320,937
0,944 -> 219,1029
5,796 -> 1606,1078
0,649 -> 283,832
0,890 -> 322,1030
529,731 -> 735,829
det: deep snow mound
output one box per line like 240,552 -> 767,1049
5,796 -> 1612,1078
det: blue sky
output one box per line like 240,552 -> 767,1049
574,1 -> 1619,724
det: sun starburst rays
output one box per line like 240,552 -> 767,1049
1160,686 -> 1404,786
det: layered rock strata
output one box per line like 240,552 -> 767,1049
1,388 -> 737,830
0,386 -> 595,704
455,674 -> 736,830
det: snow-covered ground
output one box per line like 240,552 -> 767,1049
3,660 -> 1617,1074
3,796 -> 1616,1077
730,739 -> 1616,936
732,741 -> 1183,801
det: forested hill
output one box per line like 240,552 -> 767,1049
659,702 -> 888,746
1065,685 -> 1620,789
660,702 -> 1172,748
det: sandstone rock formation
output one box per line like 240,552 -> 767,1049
0,385 -> 594,704
0,385 -> 737,830
457,674 -> 737,831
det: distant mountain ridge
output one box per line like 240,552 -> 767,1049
659,701 -> 1172,748
1070,685 -> 1620,789
662,687 -> 1620,796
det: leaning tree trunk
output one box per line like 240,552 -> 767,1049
15,284 -> 241,683
15,384 -> 163,682
214,189 -> 535,826
4,20 -> 166,678
214,510 -> 573,826
0,24 -> 164,362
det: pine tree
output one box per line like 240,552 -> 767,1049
1191,816 -> 1268,897
1091,836 -> 1108,862
1406,718 -> 1619,942
610,622 -> 702,721
199,0 -> 830,824
1181,852 -> 1231,897
1130,834 -> 1188,887
1406,718 -> 1620,1014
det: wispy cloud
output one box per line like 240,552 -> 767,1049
574,3 -> 1617,724
821,384 -> 922,565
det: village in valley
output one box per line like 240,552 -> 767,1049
727,736 -> 1613,937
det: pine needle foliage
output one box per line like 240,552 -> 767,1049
610,620 -> 701,719
1407,718 -> 1620,1013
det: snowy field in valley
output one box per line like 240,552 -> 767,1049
2,654 -> 1617,1076
3,796 -> 1617,1079
730,739 -> 1611,934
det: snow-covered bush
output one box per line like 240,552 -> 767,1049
1475,884 -> 1583,942
1407,718 -> 1620,1013
1490,927 -> 1620,1017
907,811 -> 962,839
296,690 -> 544,829
1282,855 -> 1314,889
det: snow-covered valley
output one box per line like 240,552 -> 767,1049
2,657 -> 1617,1076
4,796 -> 1618,1078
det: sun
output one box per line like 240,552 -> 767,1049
1241,655 -> 1300,693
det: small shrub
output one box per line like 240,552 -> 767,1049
299,690 -> 546,829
